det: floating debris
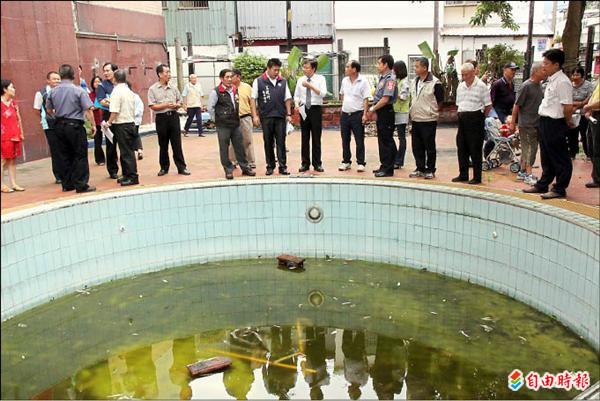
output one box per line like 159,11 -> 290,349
21,355 -> 25,360
162,279 -> 168,283
430,311 -> 438,315
480,324 -> 493,332
139,295 -> 143,298
397,282 -> 401,287
481,316 -> 495,322
341,301 -> 352,306
362,315 -> 371,320
442,299 -> 447,303
460,330 -> 470,338
277,254 -> 305,270
325,255 -> 331,260
17,323 -> 27,328
131,333 -> 139,336
349,304 -> 356,308
388,315 -> 392,320
75,289 -> 91,295
71,306 -> 76,310
298,304 -> 303,308
187,357 -> 232,377
332,296 -> 338,301
348,279 -> 355,283
330,330 -> 337,335
518,336 -> 527,342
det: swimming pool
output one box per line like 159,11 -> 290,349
1,178 -> 598,356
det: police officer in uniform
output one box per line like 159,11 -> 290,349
207,68 -> 256,180
46,64 -> 96,193
368,54 -> 398,177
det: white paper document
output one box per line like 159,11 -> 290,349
101,122 -> 114,144
298,104 -> 307,120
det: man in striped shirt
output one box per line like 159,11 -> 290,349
452,62 -> 492,185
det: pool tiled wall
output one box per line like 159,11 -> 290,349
2,179 -> 599,350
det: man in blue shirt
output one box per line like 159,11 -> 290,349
369,54 -> 397,177
97,62 -> 120,179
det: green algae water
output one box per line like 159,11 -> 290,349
1,259 -> 598,400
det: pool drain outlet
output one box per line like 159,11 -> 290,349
306,205 -> 323,223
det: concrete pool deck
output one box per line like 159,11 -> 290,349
1,126 -> 598,218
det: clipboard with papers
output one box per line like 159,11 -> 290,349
101,121 -> 114,144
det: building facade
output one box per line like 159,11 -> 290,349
0,1 -> 168,162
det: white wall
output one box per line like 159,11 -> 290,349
335,1 -> 434,29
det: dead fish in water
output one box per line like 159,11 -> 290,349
430,311 -> 438,315
518,336 -> 527,342
362,315 -> 371,320
341,301 -> 352,306
460,330 -> 471,338
481,316 -> 496,322
480,324 -> 493,332
229,328 -> 268,351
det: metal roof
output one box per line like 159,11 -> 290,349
238,1 -> 333,40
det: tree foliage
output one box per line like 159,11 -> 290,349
480,44 -> 525,79
280,46 -> 330,94
470,1 -> 520,31
232,52 -> 268,86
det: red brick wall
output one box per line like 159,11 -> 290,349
1,1 -> 80,161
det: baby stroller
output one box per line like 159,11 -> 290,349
482,117 -> 521,173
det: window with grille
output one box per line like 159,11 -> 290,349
178,1 -> 209,9
445,1 -> 478,5
162,1 -> 168,9
407,55 -> 423,83
359,47 -> 385,75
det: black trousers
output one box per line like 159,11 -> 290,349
43,128 -> 64,181
456,111 -> 485,181
155,112 -> 187,172
54,119 -> 90,191
411,121 -> 438,173
184,107 -> 203,135
394,123 -> 407,167
262,116 -> 287,170
300,105 -> 322,168
112,122 -> 138,180
217,125 -> 248,171
567,117 -> 590,158
376,105 -> 395,173
535,116 -> 572,195
103,109 -> 119,176
93,125 -> 105,164
589,111 -> 600,184
133,125 -> 143,151
340,111 -> 366,165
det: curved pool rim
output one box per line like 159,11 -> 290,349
1,178 -> 599,352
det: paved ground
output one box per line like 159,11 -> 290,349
2,124 -> 599,218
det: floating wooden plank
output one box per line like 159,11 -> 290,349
277,254 -> 305,269
186,357 -> 232,376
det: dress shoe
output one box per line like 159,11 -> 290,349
541,191 -> 565,200
137,151 -> 144,160
183,130 -> 189,137
55,179 -> 62,184
374,171 -> 393,177
178,169 -> 191,175
76,186 -> 96,193
198,133 -> 205,137
157,169 -> 168,176
249,163 -> 257,169
242,169 -> 256,176
372,166 -> 383,173
225,171 -> 234,180
120,178 -> 139,186
468,179 -> 481,185
116,176 -> 124,184
266,168 -> 274,176
299,165 -> 310,173
585,181 -> 600,188
451,176 -> 468,183
109,173 -> 118,179
62,186 -> 75,192
279,168 -> 290,175
394,164 -> 401,170
314,165 -> 324,173
522,186 -> 547,194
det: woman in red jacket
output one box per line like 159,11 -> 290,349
1,79 -> 25,192
89,76 -> 106,165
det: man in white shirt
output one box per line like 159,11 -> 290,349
523,49 -> 574,199
338,60 -> 371,172
182,74 -> 205,137
295,59 -> 328,172
33,71 -> 63,184
106,69 -> 138,186
453,62 -> 492,185
251,58 -> 293,175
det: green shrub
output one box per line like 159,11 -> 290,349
232,52 -> 269,86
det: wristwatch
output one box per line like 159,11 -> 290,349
369,106 -> 375,112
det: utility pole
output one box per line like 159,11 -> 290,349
433,1 -> 439,56
174,37 -> 184,92
585,25 -> 594,78
286,0 -> 292,51
551,0 -> 557,37
523,1 -> 534,81
186,32 -> 193,76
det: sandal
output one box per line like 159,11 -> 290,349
12,185 -> 25,192
1,186 -> 14,193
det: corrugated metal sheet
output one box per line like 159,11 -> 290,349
238,0 -> 333,40
163,1 -> 236,45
